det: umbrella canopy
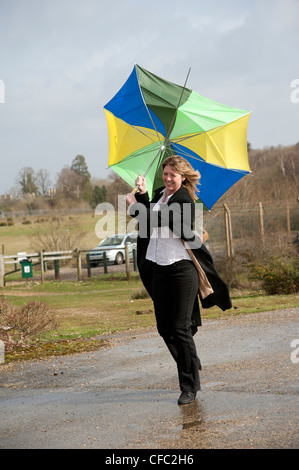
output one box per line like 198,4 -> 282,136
104,64 -> 251,210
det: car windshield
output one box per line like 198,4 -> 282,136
99,236 -> 124,247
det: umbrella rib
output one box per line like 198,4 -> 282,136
135,65 -> 164,146
146,68 -> 192,186
130,125 -> 162,144
170,144 -> 202,161
110,143 -> 162,164
172,131 -> 229,167
170,139 -> 249,172
171,135 -> 226,166
171,112 -> 251,144
171,125 -> 222,143
166,67 -> 191,140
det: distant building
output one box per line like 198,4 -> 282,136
47,187 -> 56,196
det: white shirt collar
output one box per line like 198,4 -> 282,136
159,188 -> 173,203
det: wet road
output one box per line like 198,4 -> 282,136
0,307 -> 298,449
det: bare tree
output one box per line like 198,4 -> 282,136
30,208 -> 86,258
36,169 -> 51,195
56,166 -> 82,197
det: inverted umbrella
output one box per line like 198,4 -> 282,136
104,64 -> 251,210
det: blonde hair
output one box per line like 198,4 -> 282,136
162,155 -> 200,202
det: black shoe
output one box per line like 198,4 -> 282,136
178,391 -> 196,405
198,357 -> 202,371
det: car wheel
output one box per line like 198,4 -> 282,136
115,252 -> 124,265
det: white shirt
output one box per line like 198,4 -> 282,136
145,189 -> 192,266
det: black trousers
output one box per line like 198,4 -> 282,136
151,260 -> 200,393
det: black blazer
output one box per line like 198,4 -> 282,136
130,186 -> 232,326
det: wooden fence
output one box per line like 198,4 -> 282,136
0,246 -> 137,287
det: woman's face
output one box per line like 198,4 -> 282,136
163,165 -> 185,196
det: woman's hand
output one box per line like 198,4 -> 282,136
126,174 -> 147,206
126,192 -> 137,206
135,174 -> 146,194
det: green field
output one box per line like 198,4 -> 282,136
0,212 -> 102,255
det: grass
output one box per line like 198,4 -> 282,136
0,212 -> 102,256
1,274 -> 298,363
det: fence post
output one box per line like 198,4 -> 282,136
86,253 -> 91,277
43,250 -> 47,272
133,249 -> 137,272
103,252 -> 108,274
125,244 -> 130,280
259,202 -> 265,246
54,254 -> 60,280
40,251 -> 44,283
223,203 -> 234,257
76,249 -> 82,281
0,254 -> 5,287
286,202 -> 291,243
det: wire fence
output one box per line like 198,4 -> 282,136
203,200 -> 299,259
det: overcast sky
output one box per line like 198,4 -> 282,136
0,0 -> 298,194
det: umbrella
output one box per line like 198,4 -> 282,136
104,64 -> 251,210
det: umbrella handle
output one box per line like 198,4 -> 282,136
132,187 -> 138,195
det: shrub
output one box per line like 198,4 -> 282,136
0,297 -> 57,351
249,257 -> 299,295
30,210 -> 86,266
214,256 -> 244,288
131,288 -> 150,300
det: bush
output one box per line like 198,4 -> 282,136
131,288 -> 150,300
250,257 -> 299,295
214,256 -> 245,288
0,297 -> 57,351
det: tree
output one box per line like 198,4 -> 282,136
71,155 -> 91,200
93,185 -> 107,206
36,169 -> 51,194
71,155 -> 90,181
106,173 -> 131,206
56,166 -> 81,197
17,167 -> 39,195
30,208 -> 86,254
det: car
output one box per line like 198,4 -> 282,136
87,233 -> 138,266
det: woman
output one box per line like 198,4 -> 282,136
126,155 -> 231,405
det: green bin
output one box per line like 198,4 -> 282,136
20,259 -> 33,279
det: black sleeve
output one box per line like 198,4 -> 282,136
135,191 -> 150,207
129,191 -> 197,243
